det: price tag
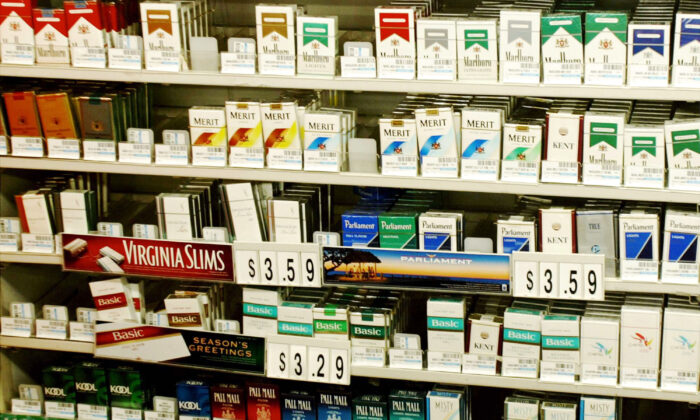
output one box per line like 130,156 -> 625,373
1,43 -> 34,65
235,250 -> 260,285
583,162 -> 622,186
418,58 -> 455,81
668,168 -> 700,191
501,357 -> 539,378
539,262 -> 559,298
351,346 -> 385,367
119,142 -> 152,164
382,155 -> 418,177
583,263 -> 604,300
71,46 -> 107,68
230,146 -> 264,168
84,140 -> 116,161
625,165 -> 665,188
513,260 -> 539,298
11,136 -> 44,157
427,351 -> 462,373
330,348 -> 350,385
581,363 -> 618,386
45,401 -> 76,419
543,62 -> 582,85
267,148 -> 302,170
300,251 -> 321,287
377,57 -> 415,79
501,160 -> 539,183
661,369 -> 699,392
12,399 -> 42,416
192,146 -> 226,167
69,321 -> 95,342
278,252 -> 301,286
155,144 -> 189,165
221,52 -> 256,74
585,63 -> 624,86
661,261 -> 699,284
304,150 -> 341,172
21,233 -> 54,253
0,135 -> 7,155
389,348 -> 423,370
540,160 -> 579,184
145,50 -> 180,72
35,319 -> 68,340
0,317 -> 33,337
109,48 -> 142,70
462,353 -> 498,375
0,233 -> 19,252
558,263 -> 583,299
621,259 -> 658,282
259,250 -> 278,285
461,159 -> 499,181
628,64 -> 669,87
112,407 -> 142,420
144,411 -> 176,420
540,361 -> 577,383
267,342 -> 290,379
258,53 -> 295,76
340,56 -> 377,78
421,156 -> 458,178
77,404 -> 109,420
48,138 -> 81,159
621,367 -> 658,389
289,345 -> 307,380
308,347 -> 330,383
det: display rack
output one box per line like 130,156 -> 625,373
0,336 -> 92,354
2,64 -> 700,101
0,252 -> 62,265
2,157 -> 697,204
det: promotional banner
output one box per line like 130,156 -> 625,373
323,247 -> 511,293
62,234 -> 234,281
95,322 -> 265,374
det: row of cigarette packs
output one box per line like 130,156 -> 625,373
1,84 -> 152,142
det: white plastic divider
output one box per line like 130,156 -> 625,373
2,157 -> 698,204
512,252 -> 605,301
0,336 -> 92,353
0,252 -> 62,265
266,334 -> 351,385
234,241 -> 322,288
2,64 -> 700,101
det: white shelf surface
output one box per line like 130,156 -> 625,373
0,336 -> 92,353
351,366 -> 700,403
0,252 -> 62,265
2,157 -> 698,204
2,64 -> 699,101
0,336 -> 696,402
605,279 -> 700,295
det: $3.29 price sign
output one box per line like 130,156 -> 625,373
512,252 -> 605,301
266,335 -> 350,385
234,242 -> 322,287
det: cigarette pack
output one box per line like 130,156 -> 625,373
456,19 -> 498,82
538,207 -> 576,254
619,210 -> 659,281
375,7 -> 416,79
65,0 -> 105,48
664,119 -> 700,169
461,108 -> 503,163
467,313 -> 502,356
544,111 -> 582,164
243,287 -> 282,337
42,305 -> 69,321
33,8 -> 69,64
140,2 -> 181,66
262,102 -> 302,169
416,108 -> 458,177
11,302 -> 35,319
350,309 -> 390,348
353,394 -> 387,420
189,107 -> 227,147
297,16 -> 337,76
419,211 -> 461,251
426,389 -> 465,420
623,125 -> 665,176
576,209 -> 617,275
42,366 -> 76,402
416,17 -> 456,80
278,302 -> 314,336
541,15 -> 583,85
379,212 -> 417,249
222,183 -> 265,242
3,91 -> 41,137
36,93 -> 78,139
88,277 -> 136,322
256,4 -> 297,75
73,361 -> 108,406
672,13 -> 700,87
211,384 -> 245,420
502,123 -> 542,162
380,118 -> 418,176
660,307 -> 700,391
502,307 -> 543,378
497,216 -> 536,254
177,380 -> 211,418
226,102 -> 263,167
0,0 -> 35,64
620,305 -> 662,388
318,390 -> 351,420
661,209 -> 700,281
499,10 -> 541,83
388,389 -> 425,420
283,391 -> 315,420
108,366 -> 147,409
165,294 -> 207,330
628,23 -> 670,87
541,315 -> 580,368
427,297 -> 466,352
246,382 -> 281,420
304,111 -> 343,171
579,396 -> 616,420
583,112 -> 625,170
584,12 -> 627,85
504,396 -> 539,420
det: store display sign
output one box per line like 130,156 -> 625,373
94,322 -> 265,374
322,246 -> 510,293
61,234 -> 234,281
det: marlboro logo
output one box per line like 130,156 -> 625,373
147,10 -> 173,35
93,293 -> 127,310
379,12 -> 410,42
262,13 -> 288,38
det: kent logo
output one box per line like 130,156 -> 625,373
110,385 -> 132,396
75,382 -> 97,392
179,401 -> 201,411
44,387 -> 66,397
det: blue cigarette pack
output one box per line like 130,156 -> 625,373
318,389 -> 352,420
176,380 -> 211,418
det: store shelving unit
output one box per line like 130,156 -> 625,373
2,64 -> 700,101
2,157 -> 698,204
0,252 -> 62,265
0,337 -> 696,403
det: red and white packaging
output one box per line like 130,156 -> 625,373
102,1 -> 122,47
128,281 -> 145,324
89,277 -> 137,322
0,0 -> 35,64
65,0 -> 106,67
32,8 -> 69,64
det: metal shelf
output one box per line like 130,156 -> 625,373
2,157 -> 698,204
2,64 -> 700,101
0,252 -> 62,265
351,366 -> 700,403
0,336 -> 696,402
605,279 -> 700,296
0,336 -> 92,353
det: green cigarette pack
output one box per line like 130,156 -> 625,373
389,390 -> 426,420
379,212 -> 418,249
74,361 -> 109,406
42,366 -> 75,402
108,366 -> 147,409
353,394 -> 388,420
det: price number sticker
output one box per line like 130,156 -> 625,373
668,168 -> 700,191
388,348 -> 423,370
71,46 -> 107,68
461,159 -> 499,181
48,138 -> 80,159
119,142 -> 152,164
539,361 -> 577,383
234,242 -> 322,287
427,351 -> 462,373
192,146 -> 226,167
500,160 -> 539,183
512,252 -> 604,301
155,144 -> 189,165
267,336 -> 350,385
583,162 -> 622,186
340,56 -> 377,78
83,140 -> 117,161
540,160 -> 579,184
462,353 -> 497,376
11,136 -> 44,157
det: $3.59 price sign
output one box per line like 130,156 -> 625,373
266,335 -> 350,385
234,242 -> 322,287
512,252 -> 605,301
